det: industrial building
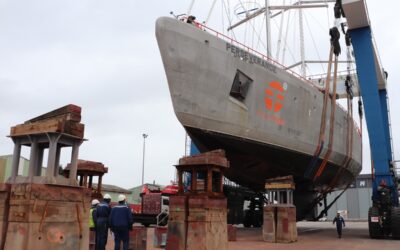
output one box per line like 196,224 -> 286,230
0,155 -> 45,182
318,174 -> 373,220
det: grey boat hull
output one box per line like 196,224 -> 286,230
156,17 -> 362,218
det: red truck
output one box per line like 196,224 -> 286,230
132,184 -> 178,227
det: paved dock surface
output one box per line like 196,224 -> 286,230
106,221 -> 398,250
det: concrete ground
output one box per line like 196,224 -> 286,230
106,221 -> 399,250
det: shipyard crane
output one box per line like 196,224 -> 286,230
342,0 -> 400,239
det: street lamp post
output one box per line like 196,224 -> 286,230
141,133 -> 148,187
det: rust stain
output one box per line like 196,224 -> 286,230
17,225 -> 27,236
46,227 -> 65,244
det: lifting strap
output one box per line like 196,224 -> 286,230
313,26 -> 342,181
314,53 -> 339,180
304,46 -> 334,178
324,44 -> 355,190
324,82 -> 353,192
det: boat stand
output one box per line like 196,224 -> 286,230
0,105 -> 91,250
166,150 -> 229,250
263,175 -> 297,243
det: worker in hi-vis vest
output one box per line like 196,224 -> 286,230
89,199 -> 100,250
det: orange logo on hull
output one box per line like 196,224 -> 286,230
264,81 -> 285,113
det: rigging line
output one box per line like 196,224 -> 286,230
251,2 -> 257,49
306,8 -> 331,34
255,14 -> 268,52
221,0 -> 225,34
223,0 -> 237,40
240,0 -> 250,46
291,10 -> 297,66
314,53 -> 339,180
325,0 -> 331,28
272,10 -> 297,66
248,16 -> 267,52
205,0 -> 218,25
281,6 -> 292,64
187,0 -> 196,16
238,5 -> 268,52
275,0 -> 286,60
303,12 -> 326,74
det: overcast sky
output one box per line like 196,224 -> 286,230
0,0 -> 399,189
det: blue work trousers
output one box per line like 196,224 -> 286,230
95,219 -> 109,250
113,228 -> 129,250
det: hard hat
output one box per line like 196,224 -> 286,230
91,199 -> 100,206
118,194 -> 126,202
104,194 -> 111,200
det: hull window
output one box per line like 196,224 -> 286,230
230,70 -> 252,101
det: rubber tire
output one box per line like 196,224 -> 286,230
391,207 -> 400,239
252,212 -> 262,228
243,210 -> 252,228
252,220 -> 262,228
368,206 -> 384,239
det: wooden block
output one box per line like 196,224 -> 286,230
63,121 -> 85,138
10,118 -> 84,138
265,183 -> 295,190
177,149 -> 229,168
25,104 -> 81,124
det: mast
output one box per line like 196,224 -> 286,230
265,0 -> 272,59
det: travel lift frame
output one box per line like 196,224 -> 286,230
342,0 -> 399,239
